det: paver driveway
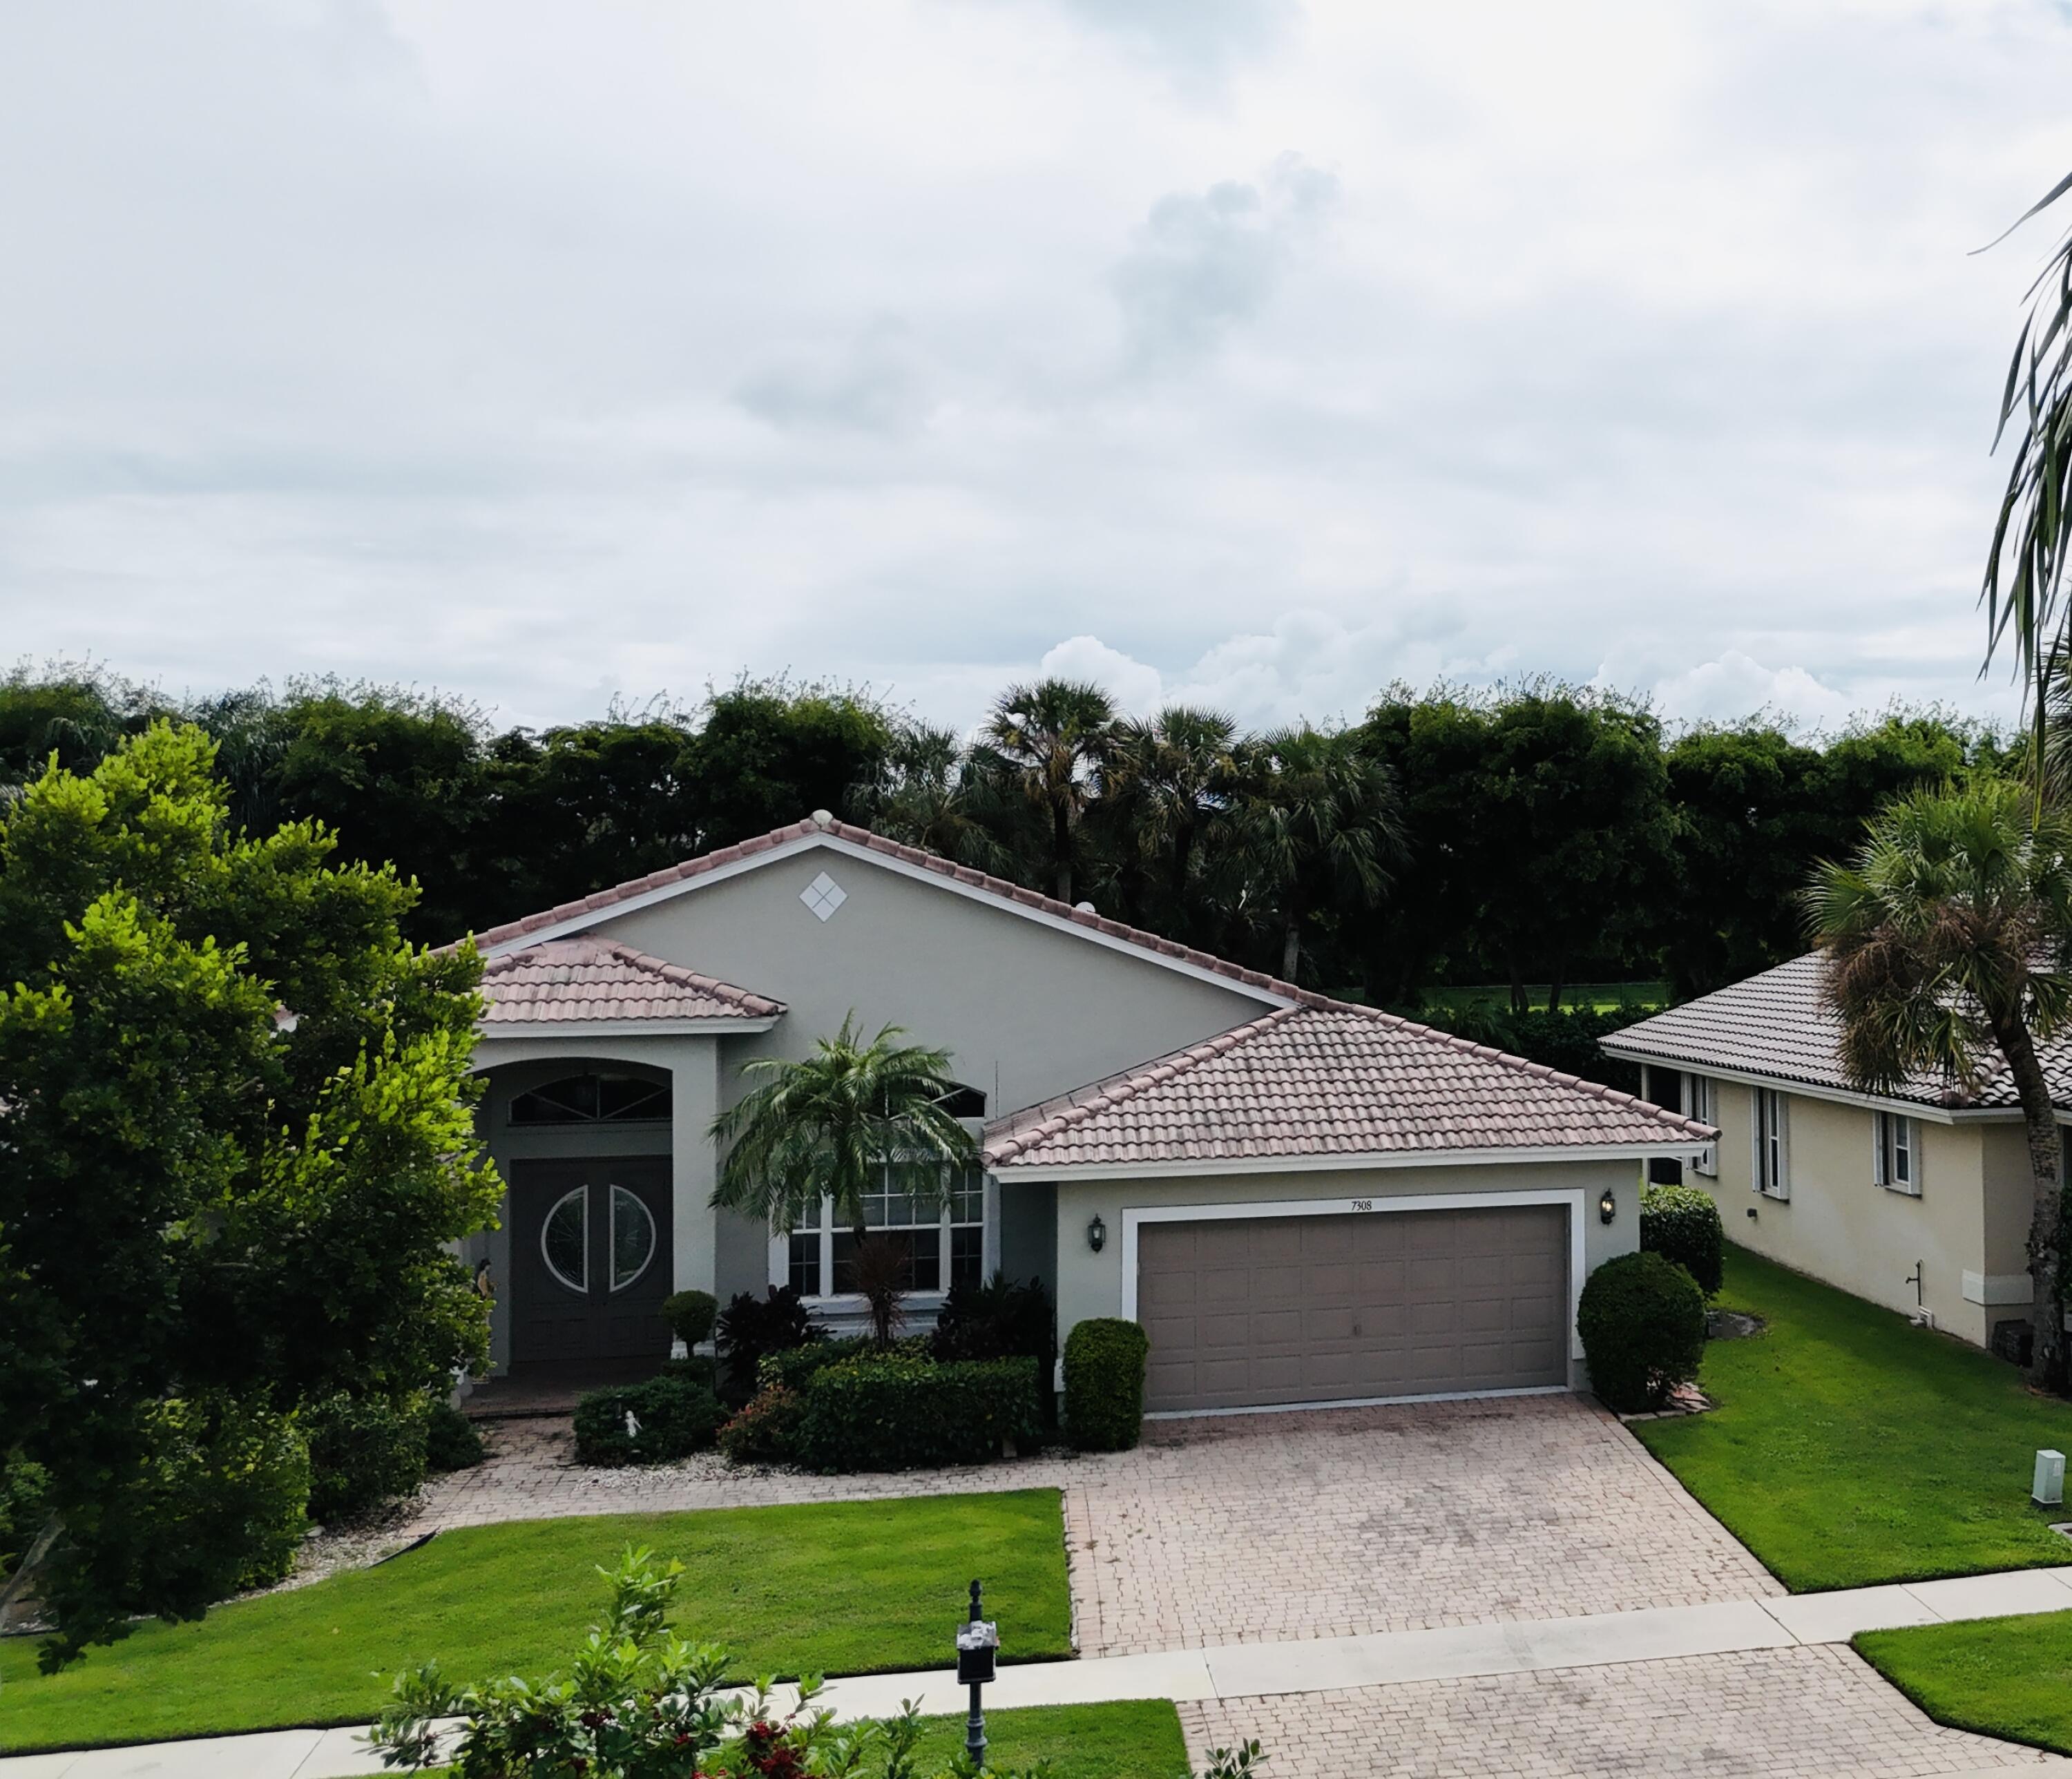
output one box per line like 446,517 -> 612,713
425,1392 -> 1774,1655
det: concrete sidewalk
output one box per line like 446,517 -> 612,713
9,1564 -> 2072,1779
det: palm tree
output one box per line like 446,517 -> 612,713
1806,778 -> 2072,1390
1104,706 -> 1240,921
1982,173 -> 2072,760
1234,724 -> 1406,983
708,1015 -> 977,1240
858,723 -> 1010,871
977,679 -> 1118,905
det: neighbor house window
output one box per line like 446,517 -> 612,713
785,1162 -> 988,1299
1687,1075 -> 1718,1176
510,1072 -> 671,1125
1754,1089 -> 1789,1200
1873,1112 -> 1920,1196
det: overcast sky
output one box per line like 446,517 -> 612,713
4,1 -> 2072,738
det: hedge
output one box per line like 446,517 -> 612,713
573,1374 -> 727,1467
1640,1181 -> 1725,1296
1062,1318 -> 1148,1452
1576,1250 -> 1707,1413
303,1390 -> 430,1521
789,1355 -> 1041,1474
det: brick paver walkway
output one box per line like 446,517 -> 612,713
1180,1644 -> 2064,1778
423,1393 -> 1776,1656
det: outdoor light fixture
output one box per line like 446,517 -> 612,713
1598,1189 -> 1616,1226
1086,1214 -> 1106,1253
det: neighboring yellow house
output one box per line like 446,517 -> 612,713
1602,954 -> 2046,1354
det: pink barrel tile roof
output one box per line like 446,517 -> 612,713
1601,951 -> 2072,1111
984,1003 -> 1716,1170
479,937 -> 783,1026
461,814 -> 1300,1006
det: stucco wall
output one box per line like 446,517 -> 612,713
1696,1078 -> 1991,1344
1044,1155 -> 1642,1392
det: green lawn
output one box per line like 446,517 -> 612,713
1631,1246 -> 2072,1591
1857,1611 -> 2072,1757
0,1490 -> 1073,1753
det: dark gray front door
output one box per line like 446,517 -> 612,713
1138,1205 -> 1569,1413
510,1157 -> 673,1369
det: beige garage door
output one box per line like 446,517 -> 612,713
1138,1205 -> 1569,1413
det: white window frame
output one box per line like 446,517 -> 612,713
1872,1111 -> 1921,1196
769,1161 -> 998,1305
1754,1088 -> 1790,1200
1686,1074 -> 1718,1176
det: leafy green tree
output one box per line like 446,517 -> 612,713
0,661 -> 167,793
0,723 -> 499,1663
709,1016 -> 976,1240
1097,706 -> 1240,940
973,678 -> 1120,905
682,677 -> 898,849
1233,724 -> 1403,984
1807,778 -> 2072,1390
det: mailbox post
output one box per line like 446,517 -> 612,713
955,1578 -> 999,1767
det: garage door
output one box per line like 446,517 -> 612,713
1138,1204 -> 1569,1413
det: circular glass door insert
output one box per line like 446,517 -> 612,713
610,1185 -> 656,1292
541,1186 -> 588,1293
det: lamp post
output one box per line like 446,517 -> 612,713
955,1577 -> 999,1767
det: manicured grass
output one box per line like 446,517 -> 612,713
1632,1246 -> 2072,1591
0,1490 -> 1071,1753
1857,1611 -> 2072,1757
347,1702 -> 1192,1779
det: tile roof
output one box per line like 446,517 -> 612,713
1600,952 -> 2072,1110
461,814 -> 1300,1006
983,1003 -> 1715,1171
478,937 -> 783,1026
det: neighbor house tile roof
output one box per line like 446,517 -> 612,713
983,1003 -> 1716,1170
1600,952 -> 2072,1110
461,814 -> 1303,1006
478,937 -> 784,1026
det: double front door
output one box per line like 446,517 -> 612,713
510,1157 -> 673,1369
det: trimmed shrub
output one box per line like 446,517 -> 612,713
423,1399 -> 485,1473
717,1286 -> 818,1404
717,1383 -> 805,1465
661,1289 -> 719,1349
789,1356 -> 1041,1474
573,1374 -> 727,1467
303,1392 -> 430,1522
1640,1182 -> 1725,1297
1062,1318 -> 1149,1452
660,1353 -> 720,1393
1576,1250 -> 1707,1413
760,1335 -> 881,1393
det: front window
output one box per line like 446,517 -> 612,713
511,1071 -> 671,1125
783,1161 -> 988,1299
1874,1112 -> 1919,1196
1754,1089 -> 1789,1200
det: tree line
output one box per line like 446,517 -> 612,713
1,661 -> 2007,1012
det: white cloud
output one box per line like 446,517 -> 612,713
1644,652 -> 1859,735
0,0 -> 2066,737
1035,634 -> 1165,713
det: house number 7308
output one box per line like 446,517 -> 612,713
1348,1198 -> 1374,1211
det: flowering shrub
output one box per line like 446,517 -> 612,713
715,1384 -> 804,1466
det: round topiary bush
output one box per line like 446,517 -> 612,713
662,1289 -> 719,1350
1576,1250 -> 1707,1414
423,1398 -> 486,1473
1063,1317 -> 1149,1452
1640,1182 -> 1725,1297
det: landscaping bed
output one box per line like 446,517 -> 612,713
1857,1610 -> 2072,1757
1632,1245 -> 2072,1591
0,1490 -> 1072,1752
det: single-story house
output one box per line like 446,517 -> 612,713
1602,953 -> 2055,1352
459,813 -> 1710,1414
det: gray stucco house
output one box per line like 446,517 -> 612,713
460,813 -> 1711,1414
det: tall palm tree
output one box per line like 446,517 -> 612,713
1105,706 -> 1240,920
1982,172 -> 2072,760
1234,724 -> 1406,983
708,1015 -> 977,1239
1806,778 -> 2072,1390
977,679 -> 1118,905
857,723 -> 1010,872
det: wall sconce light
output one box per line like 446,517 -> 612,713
1598,1190 -> 1616,1226
1087,1214 -> 1106,1253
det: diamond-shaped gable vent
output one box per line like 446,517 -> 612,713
800,872 -> 847,922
